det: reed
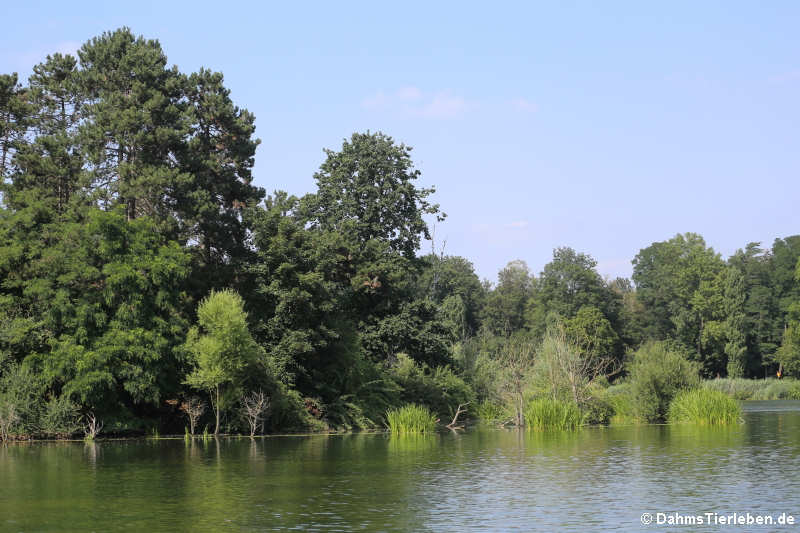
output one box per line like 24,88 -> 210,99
386,404 -> 438,434
668,389 -> 741,426
523,398 -> 582,431
703,378 -> 800,401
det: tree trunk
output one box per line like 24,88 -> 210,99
214,385 -> 221,435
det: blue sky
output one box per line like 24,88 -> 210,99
2,1 -> 799,282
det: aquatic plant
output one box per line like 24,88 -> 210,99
703,378 -> 800,401
668,389 -> 741,426
523,398 -> 582,431
386,404 -> 438,434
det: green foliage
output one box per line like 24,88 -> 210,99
700,378 -> 800,400
627,342 -> 700,423
482,260 -> 532,336
0,362 -> 43,436
184,289 -> 262,434
475,400 -> 511,424
702,378 -> 767,400
527,248 -> 621,346
580,385 -> 615,425
4,27 -> 800,438
306,131 -> 443,258
39,396 -> 81,437
524,398 -> 582,431
633,233 -> 726,375
386,404 -> 438,434
389,353 -> 474,420
417,254 -> 485,341
602,383 -> 641,425
668,389 -> 741,426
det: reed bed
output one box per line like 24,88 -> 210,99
668,389 -> 741,426
386,404 -> 438,434
524,398 -> 582,431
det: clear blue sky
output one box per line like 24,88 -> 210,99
2,1 -> 798,282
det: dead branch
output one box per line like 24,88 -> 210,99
179,397 -> 206,436
241,390 -> 270,437
447,402 -> 470,429
84,412 -> 103,440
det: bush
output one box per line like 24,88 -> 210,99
39,396 -> 82,437
0,363 -> 44,438
524,398 -> 582,431
390,354 -> 474,419
475,399 -> 511,424
668,389 -> 742,426
386,404 -> 438,434
628,342 -> 700,423
602,383 -> 640,425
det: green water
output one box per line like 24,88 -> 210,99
2,401 -> 800,532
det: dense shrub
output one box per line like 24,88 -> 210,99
628,342 -> 700,423
475,399 -> 511,424
39,396 -> 82,437
390,354 -> 474,419
601,383 -> 640,425
0,363 -> 44,438
668,389 -> 742,425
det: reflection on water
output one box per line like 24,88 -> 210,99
2,401 -> 800,531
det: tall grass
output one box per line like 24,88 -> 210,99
386,404 -> 438,434
524,398 -> 582,431
703,378 -> 800,401
668,389 -> 742,426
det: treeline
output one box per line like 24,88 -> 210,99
1,29 -> 799,437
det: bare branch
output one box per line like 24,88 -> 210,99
241,390 -> 270,437
179,397 -> 206,436
446,402 -> 470,430
83,412 -> 103,440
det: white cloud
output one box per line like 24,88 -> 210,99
415,91 -> 468,118
505,220 -> 529,229
362,87 -> 470,119
396,86 -> 422,101
511,97 -> 538,113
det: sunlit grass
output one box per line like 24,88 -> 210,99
524,398 -> 581,431
668,389 -> 741,426
386,404 -> 438,434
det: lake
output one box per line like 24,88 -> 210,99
2,401 -> 799,531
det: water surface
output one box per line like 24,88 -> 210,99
2,401 -> 799,531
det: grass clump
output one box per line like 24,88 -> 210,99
386,404 -> 438,434
524,398 -> 582,431
668,389 -> 742,426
